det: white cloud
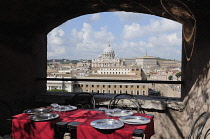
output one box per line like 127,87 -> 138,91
149,18 -> 181,32
148,33 -> 181,47
123,23 -> 143,40
48,28 -> 65,45
89,13 -> 100,22
47,45 -> 66,58
94,27 -> 115,42
47,28 -> 67,58
67,23 -> 115,59
122,18 -> 182,40
47,13 -> 182,60
114,12 -> 144,22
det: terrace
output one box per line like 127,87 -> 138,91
0,0 -> 210,138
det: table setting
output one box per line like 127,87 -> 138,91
12,104 -> 154,139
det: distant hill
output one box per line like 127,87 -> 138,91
155,57 -> 176,61
47,59 -> 91,64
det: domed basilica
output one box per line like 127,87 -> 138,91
92,44 -> 122,68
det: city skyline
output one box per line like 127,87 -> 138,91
47,12 -> 182,60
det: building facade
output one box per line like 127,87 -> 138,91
122,58 -> 136,66
74,82 -> 148,95
157,60 -> 181,68
47,76 -> 74,92
97,67 -> 143,76
136,56 -> 157,69
92,44 -> 121,68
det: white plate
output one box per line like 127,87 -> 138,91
53,105 -> 77,112
119,116 -> 150,125
29,113 -> 59,122
106,110 -> 133,117
90,119 -> 124,129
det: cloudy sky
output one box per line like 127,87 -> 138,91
47,12 -> 182,60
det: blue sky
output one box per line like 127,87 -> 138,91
47,12 -> 182,60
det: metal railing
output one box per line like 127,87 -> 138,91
38,78 -> 184,84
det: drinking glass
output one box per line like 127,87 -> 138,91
99,107 -> 107,112
51,103 -> 59,110
113,108 -> 122,116
105,109 -> 114,119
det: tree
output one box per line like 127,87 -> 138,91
47,89 -> 68,92
168,75 -> 173,81
175,72 -> 181,81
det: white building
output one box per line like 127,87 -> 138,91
136,56 -> 157,69
47,75 -> 74,92
122,58 -> 136,66
92,44 -> 121,68
97,67 -> 142,77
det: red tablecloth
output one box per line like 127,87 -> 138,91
12,109 -> 84,139
12,109 -> 154,139
77,113 -> 154,139
12,114 -> 59,139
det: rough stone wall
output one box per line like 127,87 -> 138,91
0,33 -> 47,114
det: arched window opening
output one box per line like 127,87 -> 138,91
47,12 -> 182,98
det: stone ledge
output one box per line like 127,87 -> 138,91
35,92 -> 185,111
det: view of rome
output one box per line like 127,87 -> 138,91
47,12 -> 182,98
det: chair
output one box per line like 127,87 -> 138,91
204,128 -> 210,139
108,94 -> 142,113
0,99 -> 13,137
69,93 -> 95,109
188,111 -> 209,139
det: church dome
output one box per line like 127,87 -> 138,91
103,44 -> 114,54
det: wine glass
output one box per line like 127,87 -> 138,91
50,103 -> 59,111
113,108 -> 122,117
105,109 -> 114,119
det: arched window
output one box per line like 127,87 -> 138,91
47,12 -> 182,98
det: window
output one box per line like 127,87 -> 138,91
137,91 -> 139,95
114,90 -> 116,94
47,12 -> 182,98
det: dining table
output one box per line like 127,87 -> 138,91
12,107 -> 155,139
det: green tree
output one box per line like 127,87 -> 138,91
175,72 -> 181,81
47,89 -> 68,92
168,75 -> 173,81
